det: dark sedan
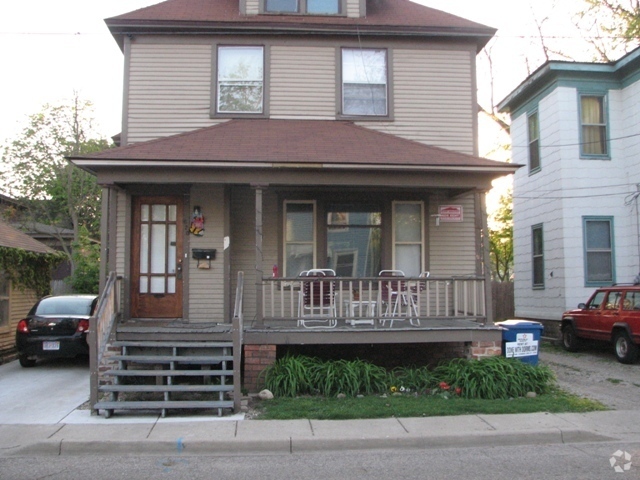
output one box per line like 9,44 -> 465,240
15,294 -> 98,367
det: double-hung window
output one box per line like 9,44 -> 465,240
217,46 -> 264,114
265,0 -> 340,14
342,48 -> 388,116
0,274 -> 9,328
284,201 -> 316,277
580,95 -> 608,157
527,112 -> 540,173
393,202 -> 423,277
583,217 -> 614,285
532,224 -> 544,288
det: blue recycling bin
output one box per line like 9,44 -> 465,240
495,320 -> 544,365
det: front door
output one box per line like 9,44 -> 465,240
131,196 -> 184,318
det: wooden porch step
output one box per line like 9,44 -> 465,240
110,355 -> 233,364
99,384 -> 234,393
113,341 -> 232,348
104,369 -> 234,377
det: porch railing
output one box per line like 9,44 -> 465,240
261,275 -> 486,325
232,271 -> 244,412
89,271 -> 122,411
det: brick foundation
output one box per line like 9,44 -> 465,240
466,340 -> 502,360
243,344 -> 277,393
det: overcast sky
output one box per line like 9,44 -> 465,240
0,0 -> 593,155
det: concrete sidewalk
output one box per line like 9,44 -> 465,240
2,409 -> 640,456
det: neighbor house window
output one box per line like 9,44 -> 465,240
584,217 -> 614,285
528,111 -> 540,173
580,95 -> 608,156
342,48 -> 388,116
327,205 -> 381,277
532,224 -> 544,288
284,201 -> 316,277
265,0 -> 339,14
393,202 -> 423,277
0,274 -> 8,327
217,46 -> 264,114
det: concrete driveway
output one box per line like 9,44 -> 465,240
0,357 -> 89,424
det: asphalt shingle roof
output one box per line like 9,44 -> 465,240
0,219 -> 55,254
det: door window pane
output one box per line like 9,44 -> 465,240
284,202 -> 315,277
150,276 -> 165,294
140,224 -> 149,274
393,202 -> 422,277
150,224 -> 167,274
152,204 -> 166,221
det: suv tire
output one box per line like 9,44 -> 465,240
561,324 -> 581,352
613,330 -> 639,364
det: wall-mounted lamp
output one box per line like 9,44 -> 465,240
431,214 -> 441,227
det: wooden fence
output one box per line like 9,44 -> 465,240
492,281 -> 514,321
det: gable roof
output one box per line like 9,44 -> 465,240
71,119 -> 517,175
0,219 -> 55,254
106,0 -> 495,51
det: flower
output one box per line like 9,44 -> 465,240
439,381 -> 451,391
390,386 -> 398,393
455,387 -> 462,396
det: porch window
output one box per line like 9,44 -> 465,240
0,274 -> 8,327
528,111 -> 540,173
284,201 -> 315,277
327,205 -> 381,277
580,95 -> 608,157
532,224 -> 544,288
342,48 -> 387,116
393,202 -> 423,277
584,217 -> 614,285
217,46 -> 264,114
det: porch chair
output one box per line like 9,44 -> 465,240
297,269 -> 338,329
378,270 -> 420,327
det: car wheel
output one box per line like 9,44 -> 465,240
561,324 -> 581,352
18,355 -> 36,368
614,331 -> 639,364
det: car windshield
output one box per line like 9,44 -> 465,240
35,296 -> 95,316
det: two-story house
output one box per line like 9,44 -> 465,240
498,46 -> 640,335
71,0 -> 517,417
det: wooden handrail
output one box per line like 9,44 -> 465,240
89,272 -> 122,414
232,271 -> 244,413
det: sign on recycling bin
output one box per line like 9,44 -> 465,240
505,333 -> 539,358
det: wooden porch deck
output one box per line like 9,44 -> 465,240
116,317 -> 502,345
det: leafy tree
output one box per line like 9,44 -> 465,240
1,96 -> 111,289
576,0 -> 640,60
488,189 -> 514,282
68,225 -> 101,294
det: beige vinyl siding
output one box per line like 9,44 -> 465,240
230,187 -> 279,322
346,0 -> 361,17
127,42 -> 220,144
188,186 -> 226,323
361,49 -> 475,155
0,285 -> 37,359
245,0 -> 260,14
428,195 -> 477,275
270,46 -> 336,119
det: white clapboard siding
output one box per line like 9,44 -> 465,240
428,196 -> 477,275
362,49 -> 475,154
127,43 -> 217,144
270,46 -> 336,119
188,186 -> 226,323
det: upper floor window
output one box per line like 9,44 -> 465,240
580,95 -> 608,157
342,48 -> 388,117
527,112 -> 540,173
583,216 -> 614,285
217,46 -> 264,114
265,0 -> 340,14
532,224 -> 544,288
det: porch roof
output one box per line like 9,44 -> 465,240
71,119 -> 518,177
106,0 -> 495,51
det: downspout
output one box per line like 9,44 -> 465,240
478,191 -> 494,323
253,184 -> 266,326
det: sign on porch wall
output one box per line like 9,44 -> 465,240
438,205 -> 463,222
